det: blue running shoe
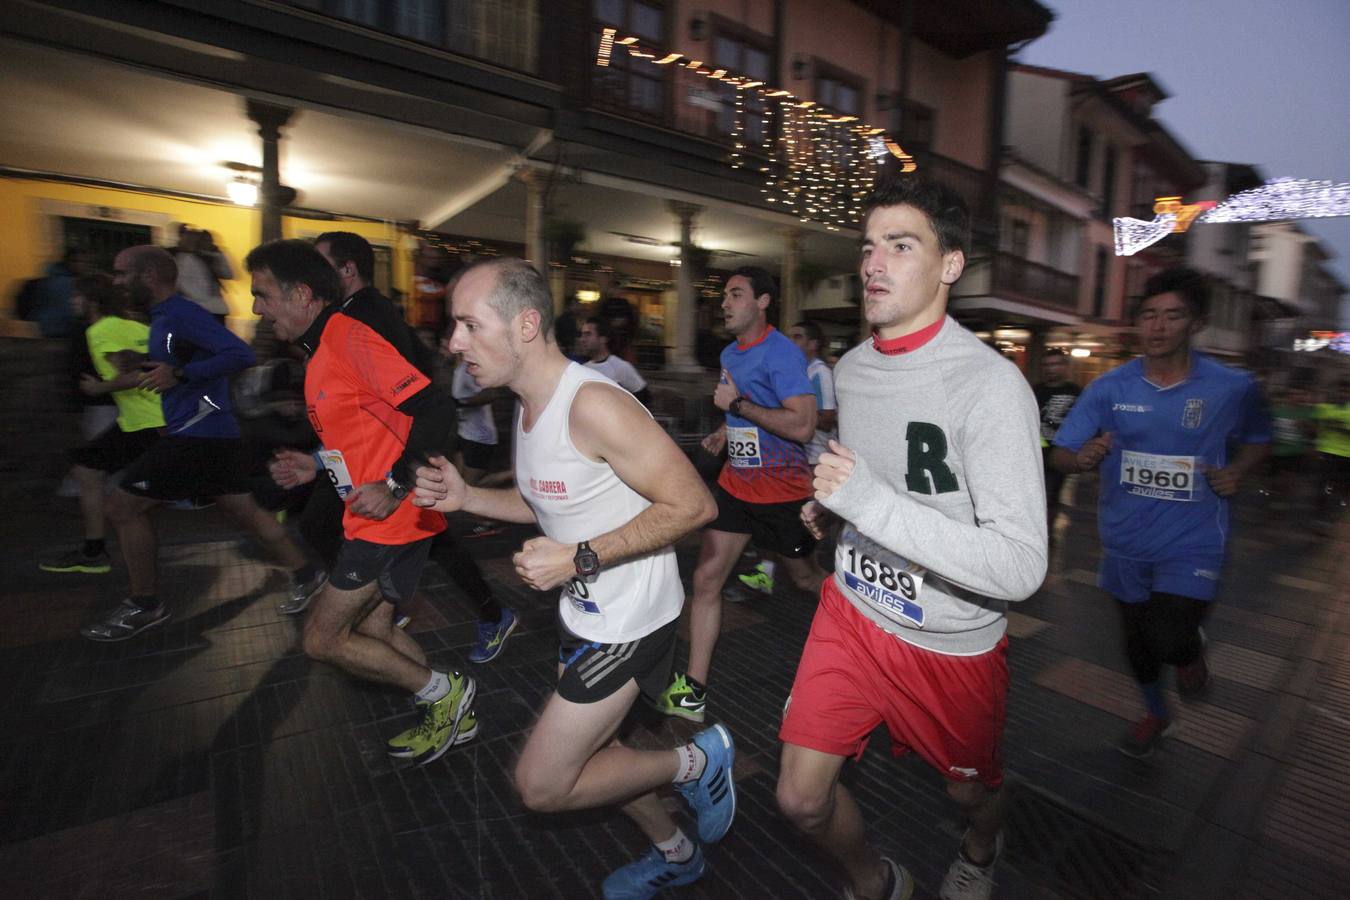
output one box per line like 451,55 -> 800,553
602,843 -> 705,899
469,607 -> 518,664
676,723 -> 736,844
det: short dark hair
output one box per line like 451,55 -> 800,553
315,231 -> 375,283
463,258 -> 556,338
1138,266 -> 1210,319
584,316 -> 612,342
245,239 -> 343,304
793,319 -> 824,348
74,274 -> 126,318
862,173 -> 971,256
729,266 -> 778,304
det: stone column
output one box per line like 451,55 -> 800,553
779,226 -> 803,329
515,168 -> 547,277
245,100 -> 295,243
666,201 -> 703,371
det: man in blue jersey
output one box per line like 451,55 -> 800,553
80,246 -> 322,641
1053,267 -> 1270,758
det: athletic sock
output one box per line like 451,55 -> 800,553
673,741 -> 708,784
129,595 -> 158,610
655,828 -> 694,864
1140,680 -> 1169,720
416,670 -> 452,703
83,539 -> 105,557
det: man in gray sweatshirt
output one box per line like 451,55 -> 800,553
775,173 -> 1047,900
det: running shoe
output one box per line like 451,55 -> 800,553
279,569 -> 327,615
469,608 -> 518,663
676,723 -> 736,844
387,710 -> 478,758
40,547 -> 111,574
384,672 -> 476,765
940,831 -> 1003,900
601,843 -> 706,899
1116,713 -> 1176,759
80,599 -> 169,642
1177,654 -> 1210,700
844,857 -> 914,900
658,673 -> 706,723
736,563 -> 774,595
394,611 -> 412,630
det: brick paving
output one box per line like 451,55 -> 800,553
2,340 -> 1349,898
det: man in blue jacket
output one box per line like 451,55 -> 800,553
80,246 -> 322,641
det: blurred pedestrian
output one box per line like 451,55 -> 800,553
1033,348 -> 1080,533
173,224 -> 233,322
1313,378 -> 1350,530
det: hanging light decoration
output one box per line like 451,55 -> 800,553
594,26 -> 916,228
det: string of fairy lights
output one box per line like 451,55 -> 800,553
596,27 -> 915,231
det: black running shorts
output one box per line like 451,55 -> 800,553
557,616 -> 678,706
71,423 -> 159,473
119,436 -> 251,500
710,483 -> 816,559
328,536 -> 432,604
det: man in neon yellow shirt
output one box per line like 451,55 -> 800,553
1314,379 -> 1350,530
41,276 -> 164,574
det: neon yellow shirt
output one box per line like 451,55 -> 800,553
87,316 -> 164,433
1314,402 -> 1350,457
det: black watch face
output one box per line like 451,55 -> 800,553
576,547 -> 600,577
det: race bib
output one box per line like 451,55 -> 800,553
727,425 -> 762,468
317,448 -> 355,498
1120,450 -> 1197,501
835,528 -> 926,627
564,577 -> 601,615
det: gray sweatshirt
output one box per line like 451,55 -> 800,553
820,317 -> 1047,655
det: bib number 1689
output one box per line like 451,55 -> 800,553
844,548 -> 917,600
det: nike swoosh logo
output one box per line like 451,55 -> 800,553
677,695 -> 704,708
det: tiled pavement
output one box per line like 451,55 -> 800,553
1,463 -> 1348,899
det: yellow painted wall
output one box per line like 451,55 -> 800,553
0,177 -> 413,336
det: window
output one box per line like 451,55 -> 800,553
392,0 -> 443,43
1092,247 -> 1109,318
591,0 -> 667,119
60,218 -> 152,275
709,27 -> 770,144
1075,126 -> 1093,188
1101,146 -> 1117,219
895,100 -> 935,152
1010,219 -> 1030,259
816,75 -> 861,115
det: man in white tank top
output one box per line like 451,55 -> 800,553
412,259 -> 739,897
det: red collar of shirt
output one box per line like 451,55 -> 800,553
736,324 -> 775,351
871,317 -> 945,356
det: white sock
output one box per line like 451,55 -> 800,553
672,742 -> 707,784
415,670 -> 451,703
760,560 -> 777,580
655,828 -> 694,864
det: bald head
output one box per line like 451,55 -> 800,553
458,258 -> 555,338
114,245 -> 178,307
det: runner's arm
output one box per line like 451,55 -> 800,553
573,382 -> 717,566
412,455 -> 538,523
731,393 -> 817,444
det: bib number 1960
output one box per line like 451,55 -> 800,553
1120,450 -> 1196,501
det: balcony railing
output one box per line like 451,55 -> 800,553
991,251 -> 1079,311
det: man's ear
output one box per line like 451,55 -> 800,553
756,293 -> 772,313
518,307 -> 543,342
941,249 -> 966,286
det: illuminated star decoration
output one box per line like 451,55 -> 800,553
595,27 -> 915,229
1113,177 -> 1350,256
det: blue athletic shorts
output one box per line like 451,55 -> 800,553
1099,553 -> 1224,604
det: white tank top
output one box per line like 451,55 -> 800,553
515,363 -> 684,642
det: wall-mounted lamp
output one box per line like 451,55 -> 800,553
1070,347 -> 1091,358
226,176 -> 259,206
688,16 -> 706,41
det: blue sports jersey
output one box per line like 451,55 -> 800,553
149,295 -> 254,438
1053,353 -> 1270,561
717,326 -> 814,503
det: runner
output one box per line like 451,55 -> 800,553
776,173 -> 1047,900
1053,266 -> 1271,758
412,258 -> 736,898
79,246 -> 324,642
248,239 -> 475,765
661,267 -> 824,724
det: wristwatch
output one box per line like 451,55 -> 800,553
172,366 -> 185,382
574,540 -> 600,583
729,396 -> 746,417
384,470 -> 409,501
